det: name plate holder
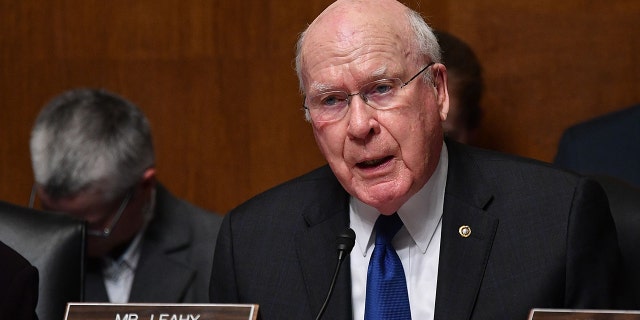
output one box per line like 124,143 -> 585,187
529,308 -> 640,320
65,303 -> 259,320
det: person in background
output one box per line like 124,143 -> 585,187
29,88 -> 223,303
0,240 -> 39,320
554,103 -> 640,188
435,30 -> 484,145
210,0 -> 621,319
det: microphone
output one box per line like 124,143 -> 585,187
315,228 -> 356,320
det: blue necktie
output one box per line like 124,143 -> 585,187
364,213 -> 411,320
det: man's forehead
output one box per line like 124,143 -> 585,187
314,0 -> 406,24
39,187 -> 106,211
306,1 -> 408,44
301,3 -> 413,67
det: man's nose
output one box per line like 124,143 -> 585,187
346,94 -> 379,140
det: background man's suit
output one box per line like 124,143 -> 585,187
0,240 -> 39,320
555,103 -> 640,188
211,140 -> 621,320
85,184 -> 223,302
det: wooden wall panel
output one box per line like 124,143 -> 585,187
429,1 -> 640,158
1,0 -> 638,213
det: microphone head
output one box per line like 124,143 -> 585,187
336,228 -> 356,254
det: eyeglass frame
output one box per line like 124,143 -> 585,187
302,61 -> 436,122
29,183 -> 134,238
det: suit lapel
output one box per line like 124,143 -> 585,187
128,187 -> 196,302
295,174 -> 352,319
434,196 -> 497,320
434,141 -> 498,320
129,239 -> 196,302
84,260 -> 110,302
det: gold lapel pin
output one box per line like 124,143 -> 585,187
459,225 -> 471,238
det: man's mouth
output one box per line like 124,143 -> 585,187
356,156 -> 394,169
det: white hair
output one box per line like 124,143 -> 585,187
30,88 -> 155,201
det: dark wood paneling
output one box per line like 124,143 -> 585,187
439,1 -> 640,159
1,0 -> 638,213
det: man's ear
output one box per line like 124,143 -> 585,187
432,63 -> 450,121
140,167 -> 157,190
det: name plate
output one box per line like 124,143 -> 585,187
529,308 -> 640,320
65,303 -> 258,320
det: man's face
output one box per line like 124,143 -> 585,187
37,186 -> 148,258
301,11 -> 449,214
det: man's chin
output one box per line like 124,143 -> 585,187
87,238 -> 111,258
353,183 -> 409,214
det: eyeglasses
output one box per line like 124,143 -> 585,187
303,62 -> 435,122
87,190 -> 133,238
29,184 -> 133,238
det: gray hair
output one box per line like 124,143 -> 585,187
294,5 -> 442,121
30,88 -> 155,201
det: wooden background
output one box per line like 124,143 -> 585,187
1,0 -> 639,214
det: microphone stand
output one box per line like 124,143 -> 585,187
315,228 -> 356,320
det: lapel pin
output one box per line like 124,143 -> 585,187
459,225 -> 471,238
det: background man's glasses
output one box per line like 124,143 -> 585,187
29,185 -> 133,238
87,190 -> 133,238
303,62 -> 435,122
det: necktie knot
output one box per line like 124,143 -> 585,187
374,212 -> 403,245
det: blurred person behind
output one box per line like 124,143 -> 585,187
436,30 -> 484,145
555,103 -> 640,188
29,88 -> 223,303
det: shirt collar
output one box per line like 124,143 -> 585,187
101,228 -> 145,278
100,192 -> 156,281
350,142 -> 449,255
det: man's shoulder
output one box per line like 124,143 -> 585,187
229,165 -> 346,220
450,141 -> 568,173
448,141 -> 582,192
447,142 -> 610,228
562,104 -> 640,143
153,183 -> 223,231
241,165 -> 339,204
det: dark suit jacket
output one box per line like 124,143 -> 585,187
0,241 -> 39,320
554,103 -> 640,188
85,183 -> 223,302
211,141 -> 621,320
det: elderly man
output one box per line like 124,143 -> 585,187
30,88 -> 222,303
210,0 -> 621,319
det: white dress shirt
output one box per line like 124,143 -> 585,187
350,143 -> 448,320
101,191 -> 156,303
101,229 -> 144,303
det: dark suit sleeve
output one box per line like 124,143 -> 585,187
554,128 -> 578,169
1,262 -> 39,320
210,212 -> 239,303
564,177 -> 621,308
